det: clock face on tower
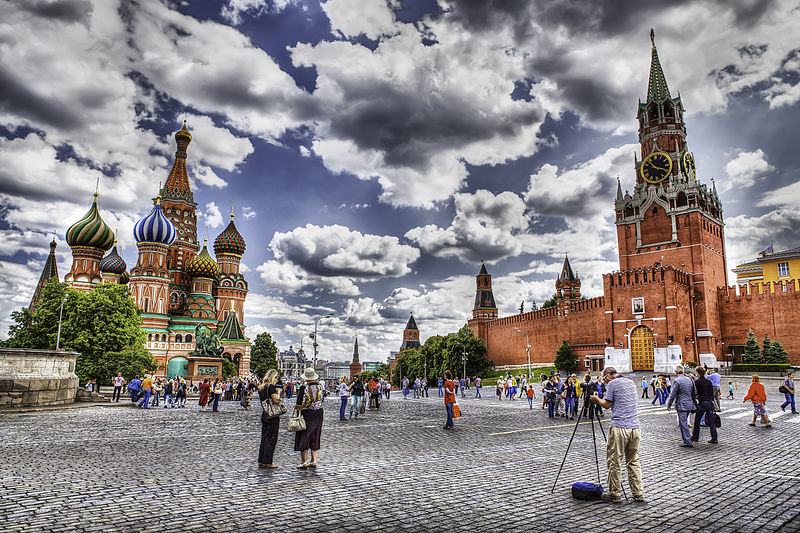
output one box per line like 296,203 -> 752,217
681,150 -> 696,178
640,151 -> 673,184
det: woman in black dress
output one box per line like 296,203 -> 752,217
295,367 -> 324,469
257,369 -> 282,468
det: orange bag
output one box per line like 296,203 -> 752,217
452,404 -> 461,418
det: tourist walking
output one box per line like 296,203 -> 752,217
743,375 -> 771,427
198,378 -> 211,411
151,379 -> 162,407
780,372 -> 796,414
349,375 -> 364,420
294,367 -> 324,469
475,376 -> 482,398
691,367 -> 719,444
707,368 -> 721,411
402,376 -> 409,399
459,377 -> 466,398
137,375 -> 152,408
163,379 -> 174,408
176,378 -> 187,407
112,373 -> 124,402
526,385 -> 535,408
443,370 -> 456,429
338,376 -> 349,420
212,378 -> 223,412
128,375 -> 141,403
641,376 -> 649,398
666,366 -> 696,447
590,367 -> 644,503
544,376 -> 556,418
565,375 -> 577,420
258,369 -> 282,469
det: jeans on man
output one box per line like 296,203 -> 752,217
349,395 -> 361,419
554,396 -> 564,417
642,387 -> 648,398
151,391 -> 159,407
164,394 -> 174,408
712,386 -> 721,410
475,387 -> 481,398
445,402 -> 454,428
692,400 -> 718,442
781,392 -> 796,413
113,386 -> 122,402
339,396 -> 348,419
564,397 -> 575,417
676,410 -> 693,445
137,389 -> 151,408
527,397 -> 533,409
547,396 -> 555,418
212,393 -> 221,412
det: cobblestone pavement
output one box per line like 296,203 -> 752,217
1,382 -> 799,532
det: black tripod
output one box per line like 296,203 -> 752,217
550,391 -> 628,500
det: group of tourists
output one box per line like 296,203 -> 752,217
336,375 -> 389,420
122,374 -> 189,409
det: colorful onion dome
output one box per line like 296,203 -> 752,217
186,240 -> 218,279
99,241 -> 127,274
66,193 -> 114,250
119,270 -> 130,285
133,194 -> 176,245
214,213 -> 246,256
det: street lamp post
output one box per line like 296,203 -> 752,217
454,341 -> 467,381
514,327 -> 531,380
311,313 -> 334,370
56,294 -> 69,351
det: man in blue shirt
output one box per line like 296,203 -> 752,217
127,376 -> 141,403
438,378 -> 443,397
641,376 -> 649,398
707,368 -> 721,411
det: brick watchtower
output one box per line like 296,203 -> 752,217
400,313 -> 421,351
349,337 -> 361,378
555,255 -> 581,315
615,30 -> 727,360
472,261 -> 498,320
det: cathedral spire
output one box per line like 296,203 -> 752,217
646,29 -> 671,102
616,177 -> 623,202
161,121 -> 194,203
29,238 -> 59,312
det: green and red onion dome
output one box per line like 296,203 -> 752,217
66,193 -> 114,250
213,215 -> 246,256
186,240 -> 219,278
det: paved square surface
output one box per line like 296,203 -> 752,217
1,380 -> 799,532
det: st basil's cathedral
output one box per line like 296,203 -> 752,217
42,122 -> 250,380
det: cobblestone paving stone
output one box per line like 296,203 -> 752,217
1,381 -> 799,532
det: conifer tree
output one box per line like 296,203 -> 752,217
742,330 -> 762,364
761,334 -> 772,362
765,340 -> 790,365
554,340 -> 579,371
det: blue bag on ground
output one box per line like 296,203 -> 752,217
571,482 -> 604,500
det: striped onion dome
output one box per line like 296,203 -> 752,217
66,193 -> 114,250
213,213 -> 246,256
119,271 -> 130,285
99,242 -> 127,274
186,240 -> 218,279
133,194 -> 176,245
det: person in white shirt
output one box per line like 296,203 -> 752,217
337,376 -> 349,421
112,373 -> 124,402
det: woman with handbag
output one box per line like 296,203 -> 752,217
294,367 -> 324,469
443,370 -> 456,429
257,369 -> 283,468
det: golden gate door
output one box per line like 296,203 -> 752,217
630,326 -> 654,371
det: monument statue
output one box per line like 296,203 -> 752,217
192,324 -> 224,357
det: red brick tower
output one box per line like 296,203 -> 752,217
615,30 -> 727,360
555,255 -> 581,315
472,261 -> 498,320
213,209 -> 248,324
349,337 -> 361,378
400,313 -> 421,351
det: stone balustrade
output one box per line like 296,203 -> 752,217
0,348 -> 80,407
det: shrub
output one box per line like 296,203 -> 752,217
730,364 -> 791,373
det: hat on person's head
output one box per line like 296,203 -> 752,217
302,367 -> 319,382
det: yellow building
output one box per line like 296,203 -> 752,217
733,246 -> 800,289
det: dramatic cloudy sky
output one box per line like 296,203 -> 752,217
1,0 -> 799,363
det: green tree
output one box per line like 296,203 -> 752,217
553,340 -> 579,371
743,330 -> 762,364
250,332 -> 278,379
765,339 -> 790,365
761,334 -> 772,362
103,345 -> 159,382
222,357 -> 237,379
541,294 -> 558,309
4,281 -> 147,387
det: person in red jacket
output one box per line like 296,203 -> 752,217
198,378 -> 211,412
743,374 -> 771,428
443,370 -> 456,430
